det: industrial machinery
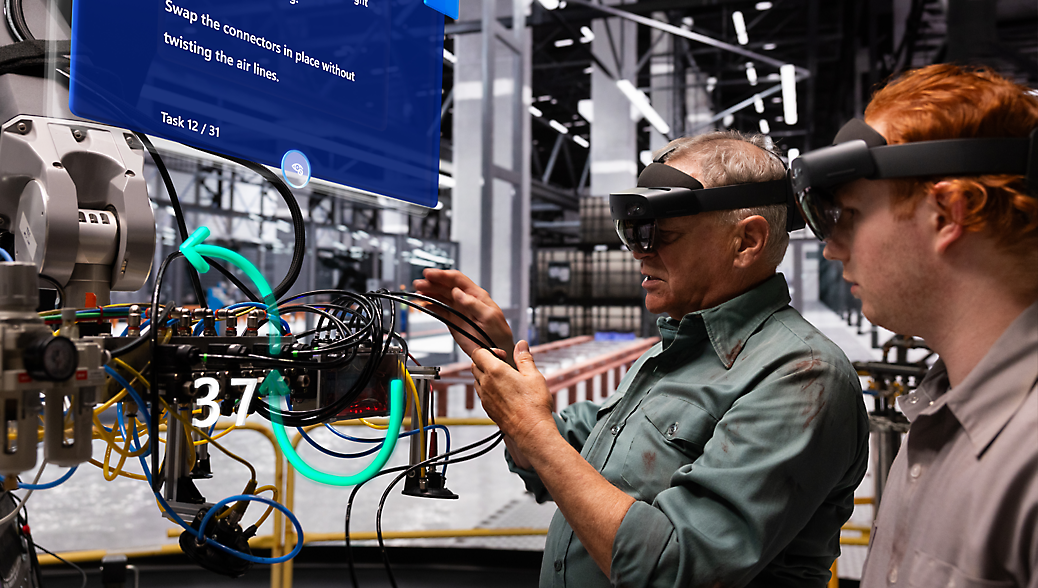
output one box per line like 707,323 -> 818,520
0,0 -> 493,584
854,334 -> 933,507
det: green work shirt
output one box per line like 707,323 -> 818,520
508,274 -> 869,588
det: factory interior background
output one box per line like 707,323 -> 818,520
0,0 -> 1035,587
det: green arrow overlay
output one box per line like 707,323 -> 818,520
180,226 -> 404,487
180,226 -> 282,354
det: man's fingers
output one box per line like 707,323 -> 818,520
472,346 -> 510,373
451,287 -> 499,324
513,340 -> 539,375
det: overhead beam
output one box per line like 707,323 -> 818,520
565,0 -> 810,76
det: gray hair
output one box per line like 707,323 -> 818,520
653,131 -> 789,267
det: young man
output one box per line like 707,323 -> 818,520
417,132 -> 869,587
792,64 -> 1038,586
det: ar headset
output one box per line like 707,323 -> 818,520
610,149 -> 805,254
790,118 -> 1038,241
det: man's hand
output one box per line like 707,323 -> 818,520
471,341 -> 556,445
474,340 -> 635,577
412,268 -> 515,364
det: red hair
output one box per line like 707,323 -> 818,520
864,64 -> 1038,252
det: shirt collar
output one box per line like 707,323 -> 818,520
657,274 -> 792,368
904,302 -> 1038,456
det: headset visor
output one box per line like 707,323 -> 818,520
614,219 -> 656,254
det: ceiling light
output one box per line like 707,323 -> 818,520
528,105 -> 543,117
554,38 -> 574,48
549,119 -> 569,134
759,119 -> 770,134
573,136 -> 589,148
577,99 -> 594,123
762,43 -> 777,51
682,16 -> 694,28
780,63 -> 798,125
580,26 -> 594,41
753,94 -> 764,113
723,114 -> 734,127
615,79 -> 671,136
706,76 -> 717,92
745,62 -> 758,86
732,11 -> 749,45
583,66 -> 593,74
787,148 -> 800,160
755,2 -> 773,10
537,0 -> 560,10
442,48 -> 456,63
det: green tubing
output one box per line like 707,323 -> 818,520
180,227 -> 281,353
264,371 -> 404,486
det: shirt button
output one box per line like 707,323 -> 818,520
666,423 -> 678,437
554,560 -> 563,572
908,396 -> 919,405
888,566 -> 898,584
910,464 -> 923,479
610,425 -> 620,436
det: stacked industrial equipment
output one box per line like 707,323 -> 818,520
533,197 -> 647,343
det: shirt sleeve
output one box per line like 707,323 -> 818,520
609,359 -> 869,588
505,400 -> 602,503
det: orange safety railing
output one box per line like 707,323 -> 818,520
432,336 -> 659,414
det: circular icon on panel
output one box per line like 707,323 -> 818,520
281,149 -> 312,189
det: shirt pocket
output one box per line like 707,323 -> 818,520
907,551 -> 1014,588
620,394 -> 719,501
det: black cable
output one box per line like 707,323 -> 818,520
276,304 -> 350,344
33,542 -> 87,588
287,289 -> 497,353
369,291 -> 497,353
4,0 -> 32,42
135,133 -> 210,308
200,148 -> 306,301
252,293 -> 385,426
245,286 -> 503,426
344,430 -> 505,588
133,133 -> 262,302
205,257 -> 261,303
374,432 -> 506,588
37,273 -> 64,309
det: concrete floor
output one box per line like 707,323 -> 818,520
22,299 -> 893,586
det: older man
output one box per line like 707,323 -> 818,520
793,64 -> 1037,587
417,131 -> 868,587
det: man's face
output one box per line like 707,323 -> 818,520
632,212 -> 735,319
821,178 -> 933,335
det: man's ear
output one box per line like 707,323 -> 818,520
733,215 -> 769,269
929,181 -> 967,254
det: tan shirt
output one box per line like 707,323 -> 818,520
861,302 -> 1038,588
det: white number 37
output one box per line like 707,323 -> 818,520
192,378 -> 260,429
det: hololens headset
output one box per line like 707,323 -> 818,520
790,118 -> 1038,240
609,150 -> 805,254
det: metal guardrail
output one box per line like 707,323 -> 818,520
433,335 -> 659,414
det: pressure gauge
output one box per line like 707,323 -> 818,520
22,335 -> 78,382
